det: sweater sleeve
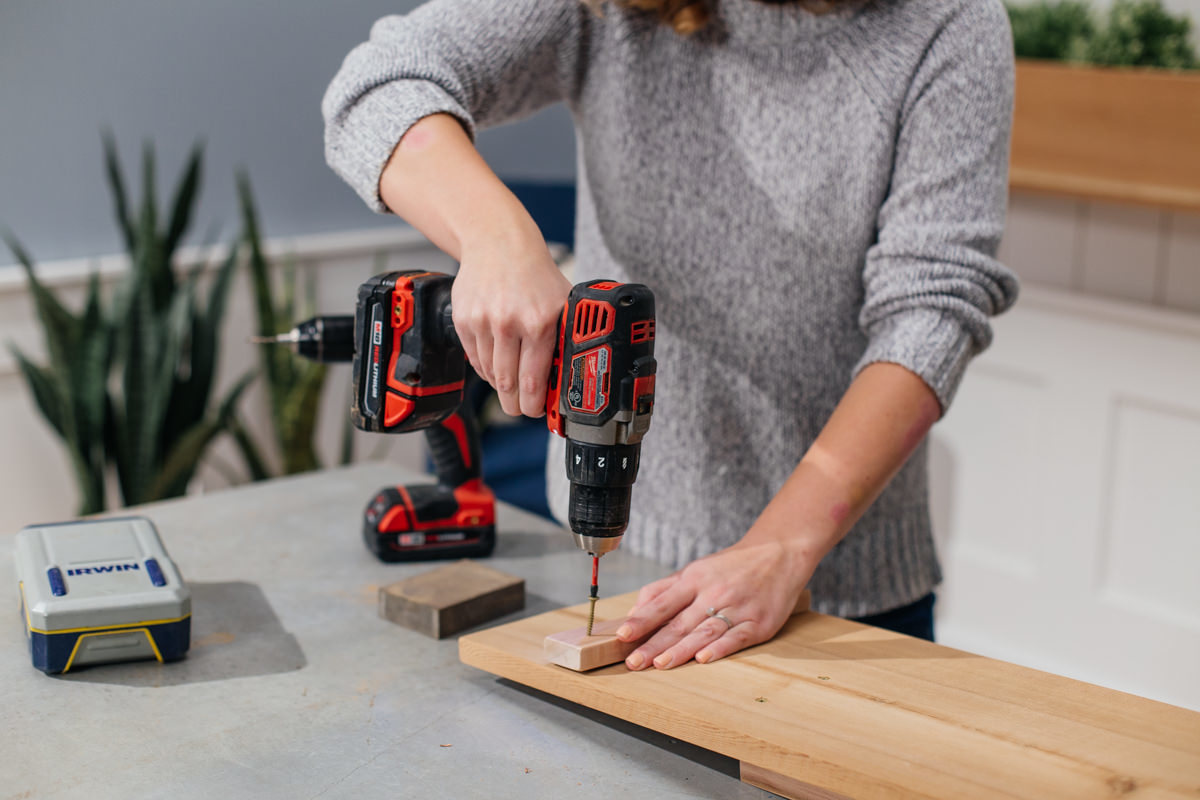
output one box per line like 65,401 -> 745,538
854,0 -> 1019,413
322,0 -> 586,212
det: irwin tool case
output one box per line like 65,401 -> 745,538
15,516 -> 190,674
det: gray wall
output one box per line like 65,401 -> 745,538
0,0 -> 577,267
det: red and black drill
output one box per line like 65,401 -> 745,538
259,270 -> 656,624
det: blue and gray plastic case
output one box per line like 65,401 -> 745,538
15,516 -> 190,673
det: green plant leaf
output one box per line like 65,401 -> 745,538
165,142 -> 203,256
102,131 -> 136,252
145,418 -> 221,502
9,345 -> 67,438
237,171 -> 278,338
75,271 -> 112,452
279,360 -> 326,474
229,418 -> 273,482
145,369 -> 256,502
3,231 -> 81,371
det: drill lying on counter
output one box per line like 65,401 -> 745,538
256,271 -> 657,632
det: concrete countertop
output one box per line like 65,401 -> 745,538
1,463 -> 775,799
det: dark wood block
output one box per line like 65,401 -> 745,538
379,560 -> 524,639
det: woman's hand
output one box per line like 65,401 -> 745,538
617,537 -> 817,669
452,230 -> 570,417
615,362 -> 944,670
378,113 -> 571,418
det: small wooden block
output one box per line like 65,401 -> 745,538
544,590 -> 813,672
544,618 -> 640,672
379,560 -> 524,639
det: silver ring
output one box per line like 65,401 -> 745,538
706,607 -> 735,630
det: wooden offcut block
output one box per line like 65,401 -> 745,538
379,560 -> 524,639
544,590 -> 812,672
544,618 -> 641,671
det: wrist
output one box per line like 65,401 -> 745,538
737,520 -> 826,587
456,188 -> 545,263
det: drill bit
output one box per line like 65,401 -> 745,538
586,554 -> 599,635
249,332 -> 299,345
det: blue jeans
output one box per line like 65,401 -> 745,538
850,593 -> 936,641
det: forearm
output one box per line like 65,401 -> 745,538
379,113 -> 541,260
741,362 -> 942,567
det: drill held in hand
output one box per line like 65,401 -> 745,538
257,271 -> 657,610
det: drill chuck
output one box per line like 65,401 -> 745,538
564,439 -> 640,556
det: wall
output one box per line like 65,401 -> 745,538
0,1 -> 577,267
1002,192 -> 1200,312
928,190 -> 1200,711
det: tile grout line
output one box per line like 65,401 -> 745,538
1153,211 -> 1174,308
1070,199 -> 1089,293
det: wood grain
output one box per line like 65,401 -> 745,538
460,592 -> 1200,799
545,618 -> 640,671
1011,61 -> 1200,213
379,559 -> 523,639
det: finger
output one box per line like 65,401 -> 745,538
516,318 -> 554,418
629,573 -> 679,615
473,327 -> 495,386
617,579 -> 693,643
625,603 -> 711,671
653,616 -> 735,670
492,328 -> 521,416
451,307 -> 480,376
458,333 -> 481,378
695,622 -> 762,665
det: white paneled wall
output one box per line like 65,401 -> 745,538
932,288 -> 1200,711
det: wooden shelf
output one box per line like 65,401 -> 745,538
1010,60 -> 1200,214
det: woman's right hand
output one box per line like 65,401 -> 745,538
452,226 -> 571,418
378,113 -> 571,418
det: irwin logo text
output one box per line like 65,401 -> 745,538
67,563 -> 141,576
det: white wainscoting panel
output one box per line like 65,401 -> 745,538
932,286 -> 1200,711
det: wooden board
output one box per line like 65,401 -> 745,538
460,592 -> 1200,799
379,559 -> 523,639
1011,61 -> 1200,213
545,590 -> 812,672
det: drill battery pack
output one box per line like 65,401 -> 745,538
14,516 -> 191,674
363,482 -> 496,562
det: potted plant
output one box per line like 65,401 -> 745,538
4,136 -> 253,514
1007,0 -> 1200,212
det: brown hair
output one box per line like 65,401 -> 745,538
603,0 -> 856,36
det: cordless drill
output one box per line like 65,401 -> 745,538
259,270 -> 657,620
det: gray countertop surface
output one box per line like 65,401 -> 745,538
2,462 -> 775,799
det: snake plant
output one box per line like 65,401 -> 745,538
232,172 -> 332,477
5,135 -> 252,513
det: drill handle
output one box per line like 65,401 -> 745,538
422,406 -> 483,488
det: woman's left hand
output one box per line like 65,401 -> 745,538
616,537 -> 816,670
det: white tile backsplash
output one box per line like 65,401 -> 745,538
1163,212 -> 1200,314
1079,203 -> 1165,305
998,193 -> 1080,289
1003,191 -> 1199,316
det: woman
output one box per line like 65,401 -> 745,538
323,0 -> 1018,670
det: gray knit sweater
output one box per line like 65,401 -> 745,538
324,0 -> 1019,617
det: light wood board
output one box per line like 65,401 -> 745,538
460,592 -> 1200,799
